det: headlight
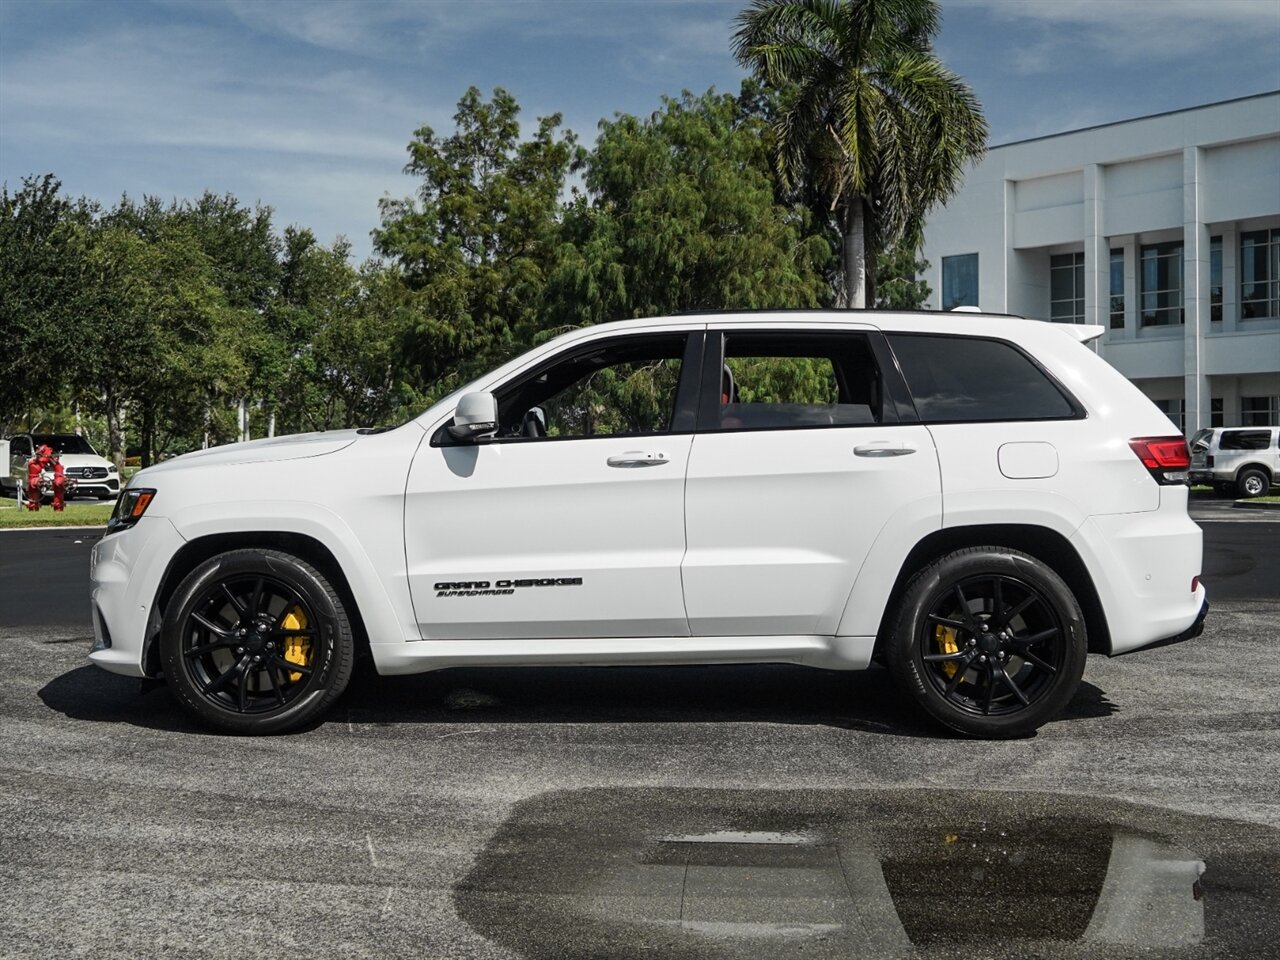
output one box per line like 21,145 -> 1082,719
106,488 -> 156,535
107,464 -> 118,474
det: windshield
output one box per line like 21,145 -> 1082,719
31,434 -> 98,456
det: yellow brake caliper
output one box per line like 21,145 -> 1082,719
935,625 -> 961,679
281,606 -> 312,682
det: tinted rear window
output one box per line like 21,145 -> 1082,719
887,334 -> 1078,423
1219,430 -> 1272,451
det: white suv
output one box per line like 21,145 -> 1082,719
90,311 -> 1207,738
1189,426 -> 1278,498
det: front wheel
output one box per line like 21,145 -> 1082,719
160,549 -> 354,734
885,547 -> 1087,739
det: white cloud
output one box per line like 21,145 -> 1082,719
955,0 -> 1278,60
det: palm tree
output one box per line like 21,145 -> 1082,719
733,0 -> 986,308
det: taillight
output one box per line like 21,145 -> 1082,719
1129,436 -> 1190,485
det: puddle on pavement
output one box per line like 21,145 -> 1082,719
454,788 -> 1279,960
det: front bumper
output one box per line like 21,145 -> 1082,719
89,516 -> 185,677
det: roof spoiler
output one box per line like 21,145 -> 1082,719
1058,323 -> 1105,344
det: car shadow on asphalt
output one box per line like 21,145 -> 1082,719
38,660 -> 1117,738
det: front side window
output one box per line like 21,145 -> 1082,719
1140,242 -> 1183,327
1240,228 -> 1280,320
887,334 -> 1078,423
493,334 -> 689,440
708,332 -> 886,431
1241,395 -> 1279,427
1110,249 -> 1125,329
941,253 -> 978,310
1050,252 -> 1085,323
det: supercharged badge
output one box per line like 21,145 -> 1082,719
435,577 -> 583,598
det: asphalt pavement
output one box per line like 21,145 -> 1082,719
1,513 -> 1277,959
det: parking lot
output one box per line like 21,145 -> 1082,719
1,513 -> 1278,958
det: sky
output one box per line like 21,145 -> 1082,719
2,0 -> 1278,260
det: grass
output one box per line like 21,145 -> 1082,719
0,496 -> 114,529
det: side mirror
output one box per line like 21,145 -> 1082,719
447,392 -> 499,442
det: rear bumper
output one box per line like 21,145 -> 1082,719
1115,598 -> 1209,656
1071,486 -> 1205,656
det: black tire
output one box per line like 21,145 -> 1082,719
885,546 -> 1087,739
160,549 -> 355,734
1236,468 -> 1271,499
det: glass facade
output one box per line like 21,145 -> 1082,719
1242,395 -> 1279,426
1240,229 -> 1279,320
1210,236 -> 1222,323
941,253 -> 978,310
1211,398 -> 1223,429
1050,252 -> 1085,323
1140,242 -> 1183,326
1110,249 -> 1125,328
1152,398 -> 1185,434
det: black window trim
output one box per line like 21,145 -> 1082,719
884,331 -> 1088,425
431,330 -> 705,447
693,329 -> 910,434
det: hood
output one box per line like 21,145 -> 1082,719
138,430 -> 363,477
52,454 -> 114,469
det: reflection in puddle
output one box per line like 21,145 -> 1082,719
455,789 -> 1277,959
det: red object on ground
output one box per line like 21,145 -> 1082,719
24,455 -> 44,511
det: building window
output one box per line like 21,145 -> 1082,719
1240,229 -> 1279,320
1152,398 -> 1185,434
1140,242 -> 1183,326
942,254 -> 978,310
1050,252 -> 1085,323
1211,397 -> 1223,428
1242,395 -> 1279,426
1210,236 -> 1222,323
1110,249 -> 1125,329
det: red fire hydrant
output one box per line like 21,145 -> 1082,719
24,454 -> 44,512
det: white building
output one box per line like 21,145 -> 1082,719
920,92 -> 1280,435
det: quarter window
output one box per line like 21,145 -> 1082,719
1050,252 -> 1085,323
941,253 -> 978,310
887,334 -> 1078,423
1219,430 -> 1272,451
1140,242 -> 1183,327
708,332 -> 886,431
1240,228 -> 1280,320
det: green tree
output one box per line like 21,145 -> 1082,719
374,87 -> 579,401
546,85 -> 832,326
733,0 -> 986,308
0,176 -> 89,426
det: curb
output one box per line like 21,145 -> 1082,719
0,525 -> 104,534
1232,500 -> 1280,511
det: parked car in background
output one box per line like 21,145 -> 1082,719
1189,426 -> 1279,498
90,311 -> 1206,739
2,433 -> 121,500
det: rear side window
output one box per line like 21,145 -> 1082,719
707,331 -> 886,431
887,334 -> 1078,423
1219,430 -> 1272,451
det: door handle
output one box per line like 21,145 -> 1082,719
607,451 -> 670,468
854,441 -> 917,458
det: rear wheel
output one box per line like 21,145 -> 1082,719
160,549 -> 354,734
886,547 -> 1087,739
1237,468 -> 1271,499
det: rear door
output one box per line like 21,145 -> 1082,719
680,325 -> 941,637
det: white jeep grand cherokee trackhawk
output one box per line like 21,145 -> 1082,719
90,311 -> 1207,738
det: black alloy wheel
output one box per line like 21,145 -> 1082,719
161,549 -> 354,734
886,547 -> 1087,739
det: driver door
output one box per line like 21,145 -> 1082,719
404,330 -> 703,641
